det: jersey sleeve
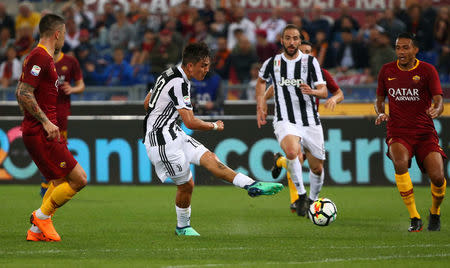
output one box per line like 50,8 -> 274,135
71,56 -> 83,81
427,64 -> 442,96
322,68 -> 339,93
376,65 -> 387,97
20,53 -> 47,88
311,57 -> 326,86
258,57 -> 273,82
170,79 -> 193,110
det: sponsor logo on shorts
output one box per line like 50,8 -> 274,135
30,65 -> 41,76
60,162 -> 66,168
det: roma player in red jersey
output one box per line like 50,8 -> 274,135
375,33 -> 446,232
54,49 -> 84,142
16,14 -> 87,242
263,40 -> 344,215
39,48 -> 85,196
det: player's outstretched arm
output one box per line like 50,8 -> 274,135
374,95 -> 389,125
256,77 -> 267,128
178,108 -> 224,131
426,95 -> 443,119
61,79 -> 85,95
16,81 -> 60,140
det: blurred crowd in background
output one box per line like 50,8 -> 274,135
0,0 -> 449,113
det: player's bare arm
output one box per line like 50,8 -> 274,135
16,81 -> 60,140
262,85 -> 275,115
144,91 -> 152,111
178,108 -> 224,131
256,77 -> 267,128
300,83 -> 328,99
324,89 -> 344,111
374,95 -> 389,125
61,79 -> 85,95
426,95 -> 444,119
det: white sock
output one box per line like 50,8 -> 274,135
176,205 -> 191,228
232,173 -> 255,188
287,158 -> 306,195
35,208 -> 50,220
309,170 -> 324,201
29,224 -> 41,233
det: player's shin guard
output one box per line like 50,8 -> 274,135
42,181 -> 55,203
287,159 -> 306,195
309,170 -> 324,201
287,172 -> 299,204
40,182 -> 76,216
395,172 -> 420,219
431,179 -> 446,215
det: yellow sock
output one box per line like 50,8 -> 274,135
40,182 -> 76,216
395,172 -> 420,219
276,156 -> 287,169
42,181 -> 55,204
287,172 -> 299,204
431,179 -> 446,215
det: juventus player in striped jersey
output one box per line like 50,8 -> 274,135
143,42 -> 283,236
256,25 -> 328,217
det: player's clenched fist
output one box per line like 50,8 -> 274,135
375,113 -> 389,125
214,120 -> 224,131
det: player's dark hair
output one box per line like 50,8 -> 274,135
281,24 -> 300,38
182,42 -> 210,66
39,14 -> 65,37
397,32 -> 419,48
301,40 -> 313,46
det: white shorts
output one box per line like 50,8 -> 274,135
273,121 -> 325,160
145,130 -> 209,185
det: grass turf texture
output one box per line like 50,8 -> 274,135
0,185 -> 449,267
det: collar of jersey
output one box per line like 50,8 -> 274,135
177,65 -> 189,82
37,43 -> 52,57
55,52 -> 64,63
396,58 -> 420,71
281,51 -> 302,62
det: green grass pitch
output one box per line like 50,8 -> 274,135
0,185 -> 449,267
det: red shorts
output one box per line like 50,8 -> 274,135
57,113 -> 68,143
23,132 -> 77,180
386,133 -> 447,173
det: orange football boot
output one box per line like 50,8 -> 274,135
26,230 -> 49,241
30,211 -> 61,241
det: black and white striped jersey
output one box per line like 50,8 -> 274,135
143,65 -> 192,146
259,52 -> 326,126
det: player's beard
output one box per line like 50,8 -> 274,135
283,43 -> 299,57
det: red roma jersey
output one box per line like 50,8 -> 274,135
376,60 -> 442,136
55,53 -> 82,116
19,44 -> 59,135
316,68 -> 340,110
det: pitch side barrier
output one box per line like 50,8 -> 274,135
0,115 -> 448,185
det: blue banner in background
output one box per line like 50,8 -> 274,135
0,117 -> 448,185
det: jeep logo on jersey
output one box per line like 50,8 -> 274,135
388,88 -> 420,101
278,77 -> 304,87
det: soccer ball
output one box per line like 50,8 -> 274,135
307,198 -> 337,226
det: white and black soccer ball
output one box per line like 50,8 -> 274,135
307,198 -> 337,226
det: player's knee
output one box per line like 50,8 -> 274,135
428,170 -> 444,186
393,159 -> 409,173
310,165 -> 323,176
285,150 -> 298,160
